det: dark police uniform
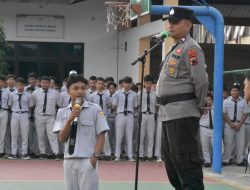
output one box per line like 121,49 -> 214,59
156,7 -> 208,190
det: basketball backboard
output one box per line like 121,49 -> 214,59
130,0 -> 151,20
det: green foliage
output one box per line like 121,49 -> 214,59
0,20 -> 8,75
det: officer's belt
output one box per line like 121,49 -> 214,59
156,93 -> 196,105
0,108 -> 8,111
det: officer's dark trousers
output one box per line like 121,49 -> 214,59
161,117 -> 204,190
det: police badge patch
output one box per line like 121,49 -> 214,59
188,49 -> 198,65
169,60 -> 177,66
168,67 -> 175,75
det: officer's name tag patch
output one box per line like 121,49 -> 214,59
188,49 -> 198,65
171,54 -> 180,59
99,111 -> 104,117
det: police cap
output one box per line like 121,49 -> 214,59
163,7 -> 194,23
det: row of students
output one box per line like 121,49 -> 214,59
200,83 -> 250,168
0,73 -> 162,162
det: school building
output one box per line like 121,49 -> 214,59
0,0 -> 250,85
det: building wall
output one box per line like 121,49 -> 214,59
0,0 -> 117,80
118,20 -> 164,82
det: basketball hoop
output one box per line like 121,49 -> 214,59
105,1 -> 141,32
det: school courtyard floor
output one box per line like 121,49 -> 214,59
0,159 -> 249,190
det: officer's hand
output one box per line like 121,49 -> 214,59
90,157 -> 97,169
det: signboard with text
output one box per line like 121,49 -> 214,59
16,15 -> 64,38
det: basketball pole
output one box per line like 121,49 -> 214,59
131,38 -> 165,190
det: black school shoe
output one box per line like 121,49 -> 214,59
39,154 -> 46,160
222,162 -> 231,166
237,161 -> 247,167
203,163 -> 211,168
8,155 -> 17,160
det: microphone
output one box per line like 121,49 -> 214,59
73,97 -> 81,124
68,97 -> 81,155
152,31 -> 169,41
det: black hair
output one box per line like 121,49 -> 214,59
231,82 -> 240,90
89,76 -> 97,81
105,77 -> 114,83
245,70 -> 250,80
27,72 -> 37,79
223,85 -> 229,92
208,86 -> 213,92
107,82 -> 117,89
6,74 -> 16,80
0,75 -> 5,81
40,76 -> 50,82
119,79 -> 124,85
123,76 -> 133,84
26,87 -> 35,92
131,84 -> 138,93
66,74 -> 88,89
206,93 -> 213,100
96,77 -> 105,82
144,75 -> 154,82
135,82 -> 142,86
16,77 -> 25,84
50,76 -> 57,82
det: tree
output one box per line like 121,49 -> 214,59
0,20 -> 8,75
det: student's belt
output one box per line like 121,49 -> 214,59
231,120 -> 240,123
156,93 -> 196,105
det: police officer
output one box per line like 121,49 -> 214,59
53,74 -> 109,190
113,76 -> 137,161
138,75 -> 157,161
0,76 -> 10,158
223,83 -> 248,166
156,7 -> 208,189
8,77 -> 33,160
243,104 -> 250,161
244,71 -> 250,165
33,76 -> 60,160
245,71 -> 250,103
